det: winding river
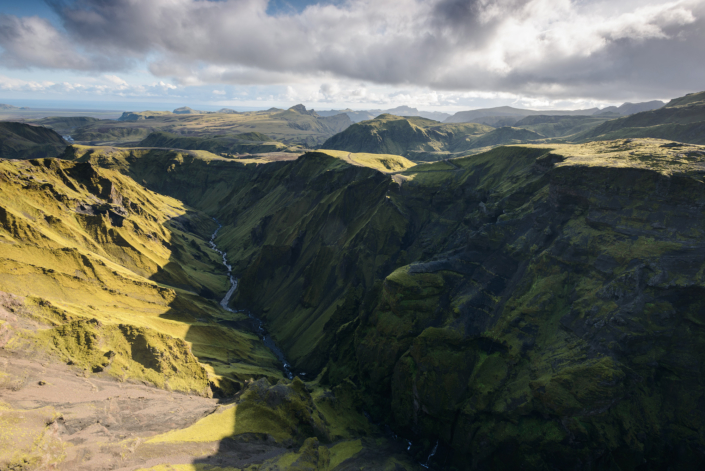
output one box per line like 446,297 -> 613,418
209,221 -> 293,379
209,221 -> 437,465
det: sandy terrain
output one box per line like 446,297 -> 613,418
0,293 -> 288,471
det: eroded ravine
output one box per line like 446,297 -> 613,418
209,220 -> 293,379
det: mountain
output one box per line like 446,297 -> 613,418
595,100 -> 665,116
173,106 -> 202,114
575,90 -> 705,144
138,131 -> 292,154
0,146 -> 421,469
663,90 -> 705,107
51,136 -> 705,469
444,105 -> 600,125
29,116 -> 102,135
0,104 -> 30,110
316,108 -> 376,121
289,103 -> 319,116
317,106 -> 451,123
117,110 -> 173,121
3,131 -> 705,468
513,114 -> 615,138
4,90 -> 705,470
320,113 -> 541,160
445,100 -> 665,126
79,106 -> 353,147
0,121 -> 67,159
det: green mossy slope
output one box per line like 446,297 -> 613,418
576,90 -> 705,144
343,139 -> 705,468
321,114 -> 499,161
0,155 -> 283,394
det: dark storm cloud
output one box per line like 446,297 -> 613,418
1,0 -> 704,100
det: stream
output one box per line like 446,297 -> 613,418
209,222 -> 438,466
209,221 -> 293,379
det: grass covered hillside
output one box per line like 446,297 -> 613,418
0,149 -> 422,470
513,114 -> 614,138
108,138 -> 705,469
32,105 -> 353,148
320,114 -> 518,161
0,122 -> 67,160
0,153 -> 288,394
317,149 -> 417,172
576,90 -> 705,144
138,131 -> 298,155
28,117 -> 102,135
338,139 -> 705,468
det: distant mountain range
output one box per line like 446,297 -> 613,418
111,100 -> 667,127
594,101 -> 666,116
317,106 -> 451,123
443,101 -> 665,126
0,104 -> 30,110
314,101 -> 665,126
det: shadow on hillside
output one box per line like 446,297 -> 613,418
137,215 -> 302,467
145,235 -> 425,469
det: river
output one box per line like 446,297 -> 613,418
208,221 -> 293,379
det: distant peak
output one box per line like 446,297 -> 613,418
288,104 -> 318,116
173,106 -> 200,114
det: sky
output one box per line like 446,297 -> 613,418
0,0 -> 703,112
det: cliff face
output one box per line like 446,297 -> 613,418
211,139 -> 705,468
344,140 -> 705,468
61,139 -> 705,469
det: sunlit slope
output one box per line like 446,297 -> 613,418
317,149 -> 416,172
575,90 -> 705,144
320,113 -> 544,161
0,156 -> 283,394
63,146 -> 414,373
0,149 -> 421,471
63,145 -> 261,215
0,122 -> 67,160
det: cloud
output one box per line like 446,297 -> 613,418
0,74 -> 180,98
0,13 -> 129,71
0,0 -> 703,101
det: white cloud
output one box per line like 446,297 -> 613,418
0,0 -> 703,102
103,75 -> 128,87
